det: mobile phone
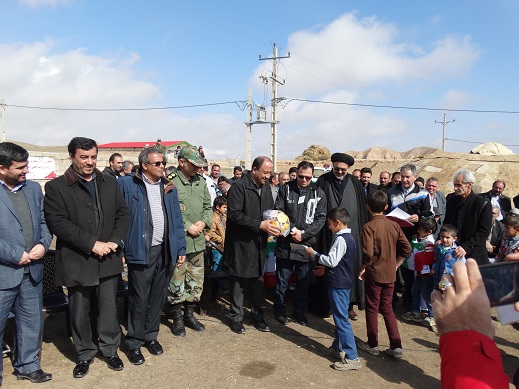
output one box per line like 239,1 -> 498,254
480,261 -> 519,307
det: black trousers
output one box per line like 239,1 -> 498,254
68,275 -> 120,360
274,258 -> 310,315
126,244 -> 169,350
229,275 -> 264,323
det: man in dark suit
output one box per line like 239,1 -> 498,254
359,167 -> 378,197
444,169 -> 492,265
479,180 -> 512,221
44,137 -> 130,379
0,142 -> 53,384
425,177 -> 446,239
223,156 -> 280,334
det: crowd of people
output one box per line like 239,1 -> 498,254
0,139 -> 518,387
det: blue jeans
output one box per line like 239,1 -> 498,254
212,250 -> 222,271
0,274 -> 43,383
328,287 -> 358,360
412,275 -> 434,317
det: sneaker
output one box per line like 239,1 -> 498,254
333,358 -> 362,371
320,345 -> 341,360
401,311 -> 422,323
386,348 -> 403,359
356,340 -> 380,356
422,317 -> 437,333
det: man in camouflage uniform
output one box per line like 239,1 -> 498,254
166,146 -> 212,336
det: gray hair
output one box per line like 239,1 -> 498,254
400,164 -> 417,175
454,169 -> 476,184
138,146 -> 163,168
426,177 -> 439,185
122,160 -> 134,171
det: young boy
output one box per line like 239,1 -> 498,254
305,207 -> 361,371
496,213 -> 519,262
401,217 -> 437,332
432,224 -> 466,287
205,196 -> 227,271
356,190 -> 412,359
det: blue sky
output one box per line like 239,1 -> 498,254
1,0 -> 518,160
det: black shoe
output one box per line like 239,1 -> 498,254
276,314 -> 289,325
105,354 -> 124,371
230,321 -> 245,334
127,348 -> 145,365
144,340 -> 163,356
293,313 -> 308,326
253,320 -> 271,332
16,369 -> 52,383
73,360 -> 93,379
171,304 -> 186,337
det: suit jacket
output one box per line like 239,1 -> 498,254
444,191 -> 492,265
431,191 -> 447,238
44,166 -> 130,287
479,191 -> 512,219
0,181 -> 52,289
362,183 -> 378,197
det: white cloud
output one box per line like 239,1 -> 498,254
438,89 -> 477,109
247,12 -> 482,159
19,0 -> 70,7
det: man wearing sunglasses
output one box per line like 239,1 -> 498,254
166,146 -> 212,337
118,146 -> 187,365
273,161 -> 327,326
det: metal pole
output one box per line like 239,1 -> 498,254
245,89 -> 252,169
271,44 -> 277,171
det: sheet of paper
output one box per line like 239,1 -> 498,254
386,208 -> 414,227
497,304 -> 519,325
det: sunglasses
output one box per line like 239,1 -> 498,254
298,175 -> 312,181
148,161 -> 166,167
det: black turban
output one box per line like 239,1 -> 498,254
330,153 -> 355,167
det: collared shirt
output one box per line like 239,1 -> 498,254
142,173 -> 165,246
0,179 -> 26,193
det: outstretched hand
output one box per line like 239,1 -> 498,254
431,258 -> 494,339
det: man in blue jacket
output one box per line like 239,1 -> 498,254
118,146 -> 186,365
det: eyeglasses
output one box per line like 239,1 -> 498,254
297,175 -> 312,181
148,161 -> 166,167
333,167 -> 348,173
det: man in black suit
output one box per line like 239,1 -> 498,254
45,137 -> 130,379
479,180 -> 511,220
359,167 -> 378,197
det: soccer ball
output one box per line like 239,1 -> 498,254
263,209 -> 291,237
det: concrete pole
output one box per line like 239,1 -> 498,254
245,89 -> 252,169
270,44 -> 278,171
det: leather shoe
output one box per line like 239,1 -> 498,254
293,313 -> 308,326
73,360 -> 93,379
230,321 -> 245,334
105,354 -> 124,371
253,320 -> 271,332
275,314 -> 289,325
348,309 -> 358,321
127,348 -> 145,365
16,369 -> 52,383
145,340 -> 163,356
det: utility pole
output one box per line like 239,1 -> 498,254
435,113 -> 455,152
0,99 -> 5,143
259,43 -> 290,172
245,89 -> 252,169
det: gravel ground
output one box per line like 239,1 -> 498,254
2,292 -> 518,388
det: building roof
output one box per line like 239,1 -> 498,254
98,141 -> 187,149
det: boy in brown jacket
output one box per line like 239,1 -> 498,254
206,196 -> 227,270
357,190 -> 411,359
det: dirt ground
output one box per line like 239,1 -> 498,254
3,289 -> 519,389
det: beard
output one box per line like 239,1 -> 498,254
333,172 -> 345,181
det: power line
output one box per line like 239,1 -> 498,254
445,138 -> 519,147
5,98 -> 519,114
5,101 -> 247,112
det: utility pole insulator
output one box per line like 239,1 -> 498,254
435,113 -> 455,152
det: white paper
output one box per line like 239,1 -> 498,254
497,304 -> 519,325
386,208 -> 414,227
